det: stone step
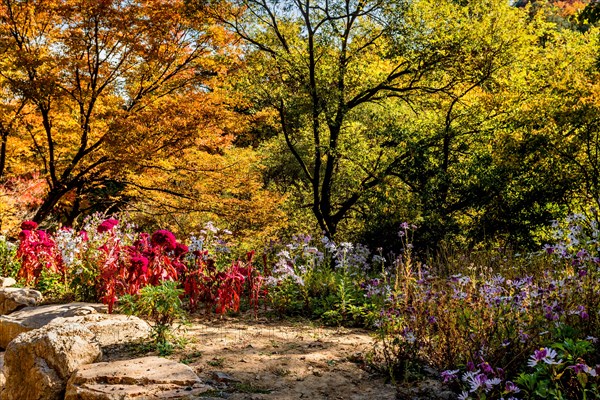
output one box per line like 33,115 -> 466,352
66,356 -> 212,399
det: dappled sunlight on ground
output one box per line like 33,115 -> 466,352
170,314 -> 396,399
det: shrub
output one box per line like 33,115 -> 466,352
119,280 -> 186,351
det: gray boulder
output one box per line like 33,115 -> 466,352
0,302 -> 106,349
47,313 -> 151,348
0,278 -> 16,289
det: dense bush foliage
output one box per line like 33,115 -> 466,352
1,0 -> 600,253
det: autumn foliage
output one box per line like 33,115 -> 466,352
0,0 -> 284,242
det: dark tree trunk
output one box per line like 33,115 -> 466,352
0,129 -> 8,180
32,187 -> 68,223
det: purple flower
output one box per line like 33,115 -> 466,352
496,367 -> 505,379
569,363 -> 588,374
519,331 -> 530,343
479,362 -> 494,375
505,381 -> 520,393
465,373 -> 500,393
577,249 -> 588,259
528,347 -> 562,367
441,369 -> 459,383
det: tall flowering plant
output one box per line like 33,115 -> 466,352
11,216 -> 267,316
16,221 -> 63,285
183,249 -> 264,315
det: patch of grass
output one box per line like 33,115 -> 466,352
181,350 -> 203,365
207,357 -> 225,367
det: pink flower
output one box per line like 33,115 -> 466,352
20,220 -> 38,230
151,230 -> 177,250
79,230 -> 89,241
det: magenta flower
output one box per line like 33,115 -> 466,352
20,220 -> 38,230
130,255 -> 149,274
151,229 -> 177,250
97,219 -> 119,233
18,230 -> 32,240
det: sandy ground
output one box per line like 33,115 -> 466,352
166,314 -> 396,400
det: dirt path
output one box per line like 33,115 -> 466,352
168,315 -> 396,400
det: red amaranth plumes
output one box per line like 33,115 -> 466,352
151,230 -> 177,251
97,218 -> 119,233
20,220 -> 38,231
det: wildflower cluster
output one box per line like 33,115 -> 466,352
368,216 -> 600,399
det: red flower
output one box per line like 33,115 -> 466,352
175,242 -> 189,257
20,220 -> 38,230
150,229 -> 177,250
97,218 -> 119,233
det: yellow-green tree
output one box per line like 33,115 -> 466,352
222,0 -> 539,239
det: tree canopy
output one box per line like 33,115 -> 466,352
1,0 -> 599,251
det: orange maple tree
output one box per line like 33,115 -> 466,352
0,0 -> 237,224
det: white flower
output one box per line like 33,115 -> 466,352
404,332 -> 416,344
528,347 -> 562,367
457,391 -> 470,400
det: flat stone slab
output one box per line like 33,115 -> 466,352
65,356 -> 212,399
0,287 -> 43,315
47,314 -> 151,348
0,278 -> 16,288
0,302 -> 106,349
